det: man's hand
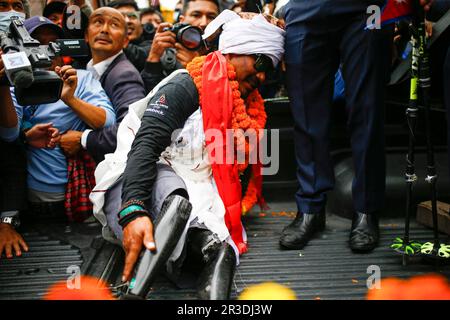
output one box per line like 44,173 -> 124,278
420,0 -> 433,11
0,223 -> 28,259
26,123 -> 61,149
122,216 -> 156,282
60,130 -> 82,157
147,23 -> 176,63
175,43 -> 200,68
55,65 -> 78,105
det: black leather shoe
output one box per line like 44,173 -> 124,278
349,212 -> 379,253
279,211 -> 326,250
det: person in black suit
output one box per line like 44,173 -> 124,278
279,0 -> 433,253
59,7 -> 146,163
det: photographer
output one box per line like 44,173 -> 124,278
108,0 -> 151,71
141,0 -> 219,92
140,7 -> 163,30
59,7 -> 146,163
2,17 -> 115,220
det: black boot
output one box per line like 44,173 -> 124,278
279,211 -> 326,250
127,194 -> 192,298
349,212 -> 379,253
196,239 -> 237,300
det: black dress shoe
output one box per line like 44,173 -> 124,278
279,211 -> 326,250
349,212 -> 379,253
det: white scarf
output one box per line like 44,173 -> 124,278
203,9 -> 285,67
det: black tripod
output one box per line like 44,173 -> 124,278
391,1 -> 450,264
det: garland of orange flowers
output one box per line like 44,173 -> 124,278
187,55 -> 266,214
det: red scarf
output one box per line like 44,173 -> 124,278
201,52 -> 248,254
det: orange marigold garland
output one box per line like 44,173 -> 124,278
187,56 -> 266,214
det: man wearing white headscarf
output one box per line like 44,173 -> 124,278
90,10 -> 285,299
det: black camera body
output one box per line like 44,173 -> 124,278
163,23 -> 203,51
0,17 -> 88,105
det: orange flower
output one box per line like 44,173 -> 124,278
366,274 -> 450,300
44,275 -> 115,300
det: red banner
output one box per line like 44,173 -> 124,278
382,0 -> 413,24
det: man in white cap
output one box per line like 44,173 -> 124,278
90,9 -> 285,299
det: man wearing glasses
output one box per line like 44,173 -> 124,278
108,0 -> 150,71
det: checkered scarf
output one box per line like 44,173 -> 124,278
64,150 -> 96,222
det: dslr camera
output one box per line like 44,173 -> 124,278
163,23 -> 203,51
0,17 -> 88,105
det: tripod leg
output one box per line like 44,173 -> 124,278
128,195 -> 192,297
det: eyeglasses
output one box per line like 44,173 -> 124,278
122,11 -> 140,20
253,54 -> 273,73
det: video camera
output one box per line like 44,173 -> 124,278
0,17 -> 88,105
163,23 -> 203,51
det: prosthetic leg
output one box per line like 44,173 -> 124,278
187,229 -> 237,300
125,194 -> 192,298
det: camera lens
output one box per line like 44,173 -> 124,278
179,27 -> 202,50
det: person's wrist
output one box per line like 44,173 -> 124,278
0,222 -> 13,230
63,95 -> 77,107
118,201 -> 151,229
148,52 -> 161,63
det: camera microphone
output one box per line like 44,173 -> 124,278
10,68 -> 34,88
1,51 -> 34,88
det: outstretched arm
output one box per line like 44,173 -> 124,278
120,73 -> 198,282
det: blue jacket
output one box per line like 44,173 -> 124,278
2,70 -> 115,194
285,0 -> 387,26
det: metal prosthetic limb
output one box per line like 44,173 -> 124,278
391,13 -> 423,261
195,235 -> 237,300
127,194 -> 192,298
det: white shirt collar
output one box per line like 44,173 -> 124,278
86,50 -> 123,80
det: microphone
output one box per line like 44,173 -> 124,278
2,51 -> 34,88
9,68 -> 34,88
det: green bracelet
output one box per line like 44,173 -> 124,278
119,205 -> 145,218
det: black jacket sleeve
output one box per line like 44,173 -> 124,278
121,72 -> 199,208
141,61 -> 165,94
124,43 -> 149,72
86,64 -> 146,163
141,48 -> 184,93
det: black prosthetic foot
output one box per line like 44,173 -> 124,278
195,234 -> 237,300
128,194 -> 192,298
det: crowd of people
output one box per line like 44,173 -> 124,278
0,0 -> 446,299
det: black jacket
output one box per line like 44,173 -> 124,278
121,72 -> 198,207
86,53 -> 146,163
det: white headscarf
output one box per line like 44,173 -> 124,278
203,10 -> 285,67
